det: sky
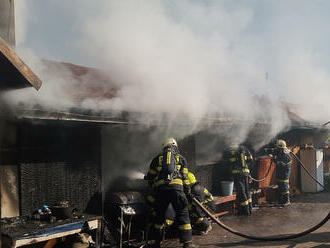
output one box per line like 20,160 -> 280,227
7,0 -> 330,147
15,1 -> 330,71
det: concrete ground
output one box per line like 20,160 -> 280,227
162,192 -> 330,248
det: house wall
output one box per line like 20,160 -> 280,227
0,120 -> 19,218
5,119 -> 102,216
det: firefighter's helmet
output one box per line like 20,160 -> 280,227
275,139 -> 287,149
188,172 -> 197,185
164,137 -> 178,148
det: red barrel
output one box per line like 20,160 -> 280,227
257,157 -> 276,188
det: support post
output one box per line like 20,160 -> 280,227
0,0 -> 15,47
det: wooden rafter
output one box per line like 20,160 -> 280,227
0,36 -> 42,90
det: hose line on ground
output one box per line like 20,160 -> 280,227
193,197 -> 330,241
194,149 -> 330,241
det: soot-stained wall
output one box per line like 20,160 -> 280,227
18,120 -> 102,216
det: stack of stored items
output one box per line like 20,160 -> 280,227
1,214 -> 102,248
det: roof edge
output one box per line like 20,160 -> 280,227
0,36 -> 42,90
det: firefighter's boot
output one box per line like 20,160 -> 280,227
282,194 -> 291,206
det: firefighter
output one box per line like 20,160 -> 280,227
145,138 -> 198,248
145,192 -> 157,237
272,139 -> 292,206
187,171 -> 214,235
223,144 -> 253,215
144,183 -> 176,238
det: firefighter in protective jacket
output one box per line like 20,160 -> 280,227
223,144 -> 253,215
187,171 -> 214,235
272,139 -> 292,206
145,138 -> 198,248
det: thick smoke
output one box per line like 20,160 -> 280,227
6,1 -> 330,151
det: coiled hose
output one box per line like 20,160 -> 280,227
194,150 -> 330,241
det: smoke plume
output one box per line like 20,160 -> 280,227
5,0 -> 330,150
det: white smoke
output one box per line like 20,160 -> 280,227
6,0 -> 330,149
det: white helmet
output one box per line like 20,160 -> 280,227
164,137 -> 178,148
275,139 -> 287,149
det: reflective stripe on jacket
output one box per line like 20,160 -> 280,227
146,152 -> 189,191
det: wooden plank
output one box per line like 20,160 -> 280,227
87,219 -> 99,229
214,211 -> 229,217
13,219 -> 99,248
0,36 -> 42,90
214,194 -> 236,204
1,165 -> 19,218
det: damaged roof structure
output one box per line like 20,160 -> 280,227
0,36 -> 41,90
9,59 -> 315,125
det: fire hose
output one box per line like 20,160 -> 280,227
193,150 -> 330,241
193,197 -> 330,241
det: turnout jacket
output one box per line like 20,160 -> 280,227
190,183 -> 214,207
145,150 -> 190,192
274,149 -> 292,181
223,146 -> 253,175
190,182 -> 215,212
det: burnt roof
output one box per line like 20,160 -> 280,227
0,36 -> 42,90
41,60 -> 118,103
9,59 -> 319,129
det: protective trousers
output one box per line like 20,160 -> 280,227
154,189 -> 192,244
145,194 -> 157,237
233,174 -> 252,215
276,164 -> 291,204
188,202 -> 211,234
192,216 -> 211,234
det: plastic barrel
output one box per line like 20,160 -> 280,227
220,181 -> 234,196
257,157 -> 276,188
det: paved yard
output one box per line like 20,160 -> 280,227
162,192 -> 330,248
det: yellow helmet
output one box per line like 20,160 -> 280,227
276,139 -> 287,149
188,172 -> 197,184
164,137 -> 178,148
